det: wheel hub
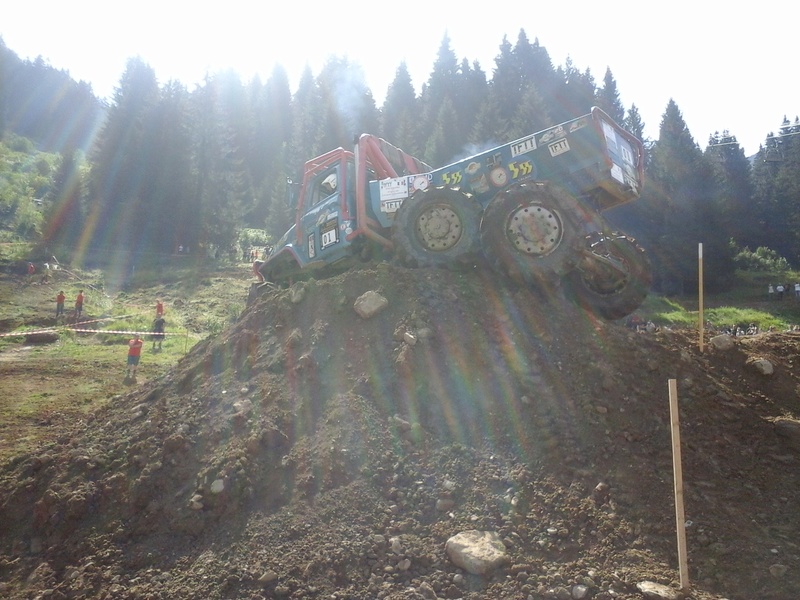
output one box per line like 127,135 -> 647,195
416,205 -> 462,251
506,204 -> 563,256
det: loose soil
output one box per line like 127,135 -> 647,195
1,261 -> 800,600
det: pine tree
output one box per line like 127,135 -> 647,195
248,66 -> 292,228
380,62 -> 420,153
645,99 -> 734,291
85,57 -> 160,264
0,38 -> 8,137
146,80 -> 195,253
551,58 -> 596,123
705,131 -> 755,248
287,67 -> 325,176
596,68 -> 625,123
189,74 -> 249,257
752,115 -> 800,260
316,56 -> 379,152
43,146 -> 84,252
624,104 -> 646,141
488,35 -> 518,125
424,97 -> 459,166
418,33 -> 459,158
514,31 -> 558,110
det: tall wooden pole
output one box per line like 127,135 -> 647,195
698,243 -> 704,353
669,379 -> 690,592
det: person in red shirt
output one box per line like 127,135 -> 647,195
56,291 -> 66,318
75,290 -> 85,318
155,299 -> 164,318
126,334 -> 143,379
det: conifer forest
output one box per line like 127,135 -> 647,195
1,31 -> 798,293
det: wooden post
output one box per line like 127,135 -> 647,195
669,379 -> 690,592
698,243 -> 704,353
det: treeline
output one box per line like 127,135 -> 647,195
0,32 -> 798,292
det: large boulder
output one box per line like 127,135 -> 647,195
353,291 -> 388,319
445,530 -> 508,575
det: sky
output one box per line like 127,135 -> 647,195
1,1 -> 795,157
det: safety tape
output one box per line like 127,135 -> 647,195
0,328 -> 59,337
47,314 -> 138,328
69,329 -> 175,335
0,328 -> 178,337
0,312 -> 177,338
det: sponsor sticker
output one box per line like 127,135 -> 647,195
380,176 -> 410,201
548,138 -> 570,157
539,125 -> 565,145
610,163 -> 624,184
320,218 -> 339,249
307,233 -> 316,259
510,136 -> 537,157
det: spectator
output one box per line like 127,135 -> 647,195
56,291 -> 65,317
152,316 -> 166,351
768,284 -> 774,300
776,283 -> 784,300
27,262 -> 35,276
253,260 -> 265,283
75,290 -> 85,318
795,282 -> 800,300
156,299 -> 164,318
126,334 -> 144,379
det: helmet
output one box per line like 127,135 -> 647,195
321,173 -> 337,195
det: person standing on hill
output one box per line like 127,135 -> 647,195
56,291 -> 66,318
75,290 -> 85,318
152,315 -> 166,351
126,334 -> 143,379
155,299 -> 164,318
253,260 -> 265,283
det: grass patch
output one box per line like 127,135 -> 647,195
639,269 -> 800,331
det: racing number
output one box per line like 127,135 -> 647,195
441,171 -> 462,186
508,161 -> 533,179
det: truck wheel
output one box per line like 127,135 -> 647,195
564,233 -> 651,320
392,187 -> 482,267
480,182 -> 581,284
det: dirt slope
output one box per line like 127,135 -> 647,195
1,263 -> 800,600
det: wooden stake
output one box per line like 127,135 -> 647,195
698,243 -> 704,353
669,379 -> 690,591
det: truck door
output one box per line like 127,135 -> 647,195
299,166 -> 344,263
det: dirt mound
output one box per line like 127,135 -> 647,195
1,264 -> 800,599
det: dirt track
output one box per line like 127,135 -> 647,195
1,263 -> 800,599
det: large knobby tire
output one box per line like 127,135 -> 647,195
480,182 -> 582,285
565,233 -> 651,320
392,187 -> 482,267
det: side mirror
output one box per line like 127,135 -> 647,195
285,178 -> 300,207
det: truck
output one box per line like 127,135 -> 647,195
255,107 -> 650,320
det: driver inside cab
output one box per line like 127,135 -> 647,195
321,173 -> 337,195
